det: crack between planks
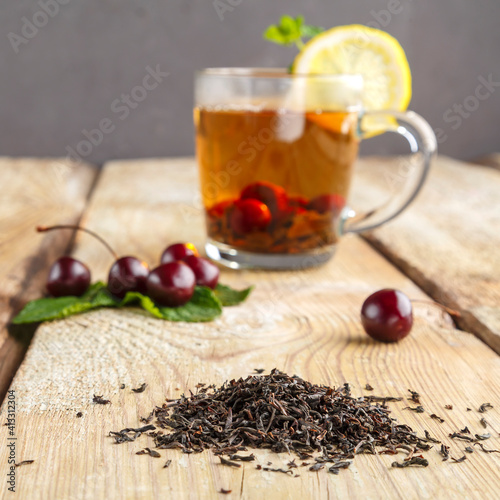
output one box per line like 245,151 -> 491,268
0,164 -> 103,405
240,464 -> 245,498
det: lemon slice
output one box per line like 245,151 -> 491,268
293,24 -> 412,114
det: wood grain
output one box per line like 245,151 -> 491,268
0,158 -> 498,500
350,155 -> 500,353
0,157 -> 97,402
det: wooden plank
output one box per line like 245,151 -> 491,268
350,156 -> 500,354
1,158 -> 498,500
0,157 -> 97,402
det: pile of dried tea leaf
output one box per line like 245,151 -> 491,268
111,369 -> 437,473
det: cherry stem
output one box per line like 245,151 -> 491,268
411,299 -> 461,318
36,225 -> 119,260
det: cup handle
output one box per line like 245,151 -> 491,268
342,110 -> 437,234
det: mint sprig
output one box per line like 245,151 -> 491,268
12,282 -> 252,325
263,15 -> 323,50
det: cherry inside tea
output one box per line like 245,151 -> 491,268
195,107 -> 360,255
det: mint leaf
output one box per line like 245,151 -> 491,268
279,14 -> 303,39
300,24 -> 324,38
120,287 -> 223,322
263,15 -> 323,50
263,26 -> 287,45
12,296 -> 91,324
214,284 -> 253,306
11,282 -> 249,324
12,282 -> 116,324
158,287 -> 222,322
263,15 -> 303,46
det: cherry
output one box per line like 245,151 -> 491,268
241,181 -> 287,216
307,194 -> 345,214
183,255 -> 219,289
361,289 -> 413,343
108,256 -> 149,299
37,225 -> 149,298
46,256 -> 91,297
161,242 -> 199,264
146,262 -> 196,307
207,200 -> 234,219
230,199 -> 271,234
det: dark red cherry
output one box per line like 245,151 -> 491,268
361,289 -> 413,343
46,256 -> 91,297
160,243 -> 199,264
207,200 -> 234,219
146,262 -> 196,307
183,256 -> 219,289
230,199 -> 271,234
37,225 -> 150,300
307,194 -> 345,214
108,256 -> 149,299
241,181 -> 288,216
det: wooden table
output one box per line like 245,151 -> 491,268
0,156 -> 499,499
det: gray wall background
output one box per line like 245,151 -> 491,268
1,0 -> 499,165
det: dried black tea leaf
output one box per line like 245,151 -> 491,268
392,456 -> 429,468
93,395 -> 110,405
407,390 -> 421,404
229,454 -> 255,462
475,433 -> 491,441
136,448 -> 161,458
440,444 -> 450,461
430,414 -> 445,423
424,430 -> 440,443
220,457 -> 241,468
309,463 -> 324,471
478,403 -> 493,413
404,406 -> 425,413
15,460 -> 34,467
110,370 -> 437,476
263,467 -> 293,475
474,443 -> 500,454
449,432 -> 475,442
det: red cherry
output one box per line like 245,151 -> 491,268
146,262 -> 196,307
46,256 -> 91,297
241,181 -> 288,216
183,256 -> 220,289
307,194 -> 346,214
37,225 -> 150,300
108,256 -> 149,298
361,289 -> 413,343
161,243 -> 199,264
207,200 -> 234,218
230,199 -> 272,234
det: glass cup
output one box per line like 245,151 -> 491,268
194,68 -> 436,269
